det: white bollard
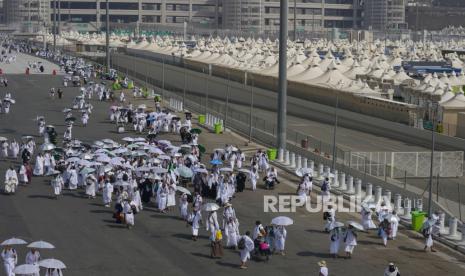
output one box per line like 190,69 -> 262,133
284,150 -> 290,165
206,114 -> 211,126
384,190 -> 392,203
394,194 -> 402,213
416,199 -> 423,212
309,160 -> 314,170
461,224 -> 465,243
324,166 -> 330,177
333,170 -> 339,187
179,101 -> 183,111
278,148 -> 284,162
296,155 -> 302,169
439,212 -> 446,234
303,158 -> 308,169
354,179 -> 362,197
365,183 -> 373,199
403,198 -> 412,219
346,175 -> 354,193
447,217 -> 459,239
338,172 -> 346,190
318,164 -> 324,180
290,152 -> 296,168
374,186 -> 382,203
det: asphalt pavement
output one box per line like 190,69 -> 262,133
0,72 -> 464,276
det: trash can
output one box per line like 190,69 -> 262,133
267,148 -> 277,161
411,211 -> 427,231
214,123 -> 222,134
301,139 -> 308,149
198,115 -> 206,124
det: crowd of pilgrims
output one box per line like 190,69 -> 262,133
1,45 -> 440,274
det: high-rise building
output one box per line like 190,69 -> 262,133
4,0 -> 50,31
223,0 -> 362,33
363,0 -> 407,30
406,0 -> 465,30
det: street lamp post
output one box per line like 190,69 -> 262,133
53,0 -> 56,51
277,0 -> 288,152
428,103 -> 437,216
293,0 -> 297,41
330,81 -> 343,171
105,0 -> 110,72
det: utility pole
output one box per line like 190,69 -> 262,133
53,0 -> 56,51
428,103 -> 437,216
57,0 -> 61,36
277,0 -> 288,152
293,0 -> 296,41
105,0 -> 110,72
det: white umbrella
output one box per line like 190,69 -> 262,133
102,139 -> 115,144
295,167 -> 313,177
176,186 -> 191,195
39,258 -> 66,269
1,238 -> 27,246
203,203 -> 220,212
346,221 -> 365,231
195,168 -> 208,174
0,137 -> 8,142
78,160 -> 92,166
329,221 -> 344,231
157,140 -> 171,145
122,163 -> 134,170
80,153 -> 93,160
226,145 -> 238,152
152,167 -> 168,174
27,240 -> 55,249
148,147 -> 164,155
133,137 -> 146,142
13,264 -> 39,275
40,143 -> 56,151
110,159 -> 123,166
158,155 -> 171,160
122,137 -> 135,142
238,168 -> 250,174
112,148 -> 128,154
96,155 -> 111,163
271,216 -> 294,226
66,157 -> 81,163
219,167 -> 233,172
135,166 -> 151,172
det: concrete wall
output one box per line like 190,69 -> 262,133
111,52 -> 465,153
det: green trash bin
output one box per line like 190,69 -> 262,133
411,211 -> 427,232
214,123 -> 222,134
198,115 -> 206,124
267,148 -> 277,161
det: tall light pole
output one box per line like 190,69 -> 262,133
53,0 -> 56,51
428,103 -> 437,216
57,0 -> 61,36
277,0 -> 288,152
293,0 -> 296,41
105,0 -> 110,72
331,81 -> 343,171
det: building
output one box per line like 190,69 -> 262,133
363,0 -> 406,30
48,0 -> 220,31
223,0 -> 362,33
4,0 -> 49,31
406,0 -> 465,30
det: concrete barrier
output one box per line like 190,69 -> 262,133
394,194 -> 402,213
278,148 -> 284,162
290,152 -> 296,168
374,186 -> 382,204
365,183 -> 373,201
296,155 -> 302,169
403,198 -> 412,219
346,175 -> 354,194
355,179 -> 362,197
284,150 -> 290,165
339,172 -> 346,190
446,217 -> 460,240
303,158 -> 308,169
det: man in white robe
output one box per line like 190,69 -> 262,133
189,210 -> 202,241
25,248 -> 40,276
52,174 -> 64,199
239,232 -> 255,269
33,154 -> 44,176
344,226 -> 358,258
274,225 -> 287,255
4,166 -> 18,194
85,174 -> 97,198
103,180 -> 114,207
1,246 -> 17,276
206,211 -> 220,241
67,167 -> 78,190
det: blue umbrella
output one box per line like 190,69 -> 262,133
210,159 -> 223,165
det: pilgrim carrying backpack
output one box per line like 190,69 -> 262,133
238,238 -> 246,250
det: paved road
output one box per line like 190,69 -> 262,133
0,72 -> 464,275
